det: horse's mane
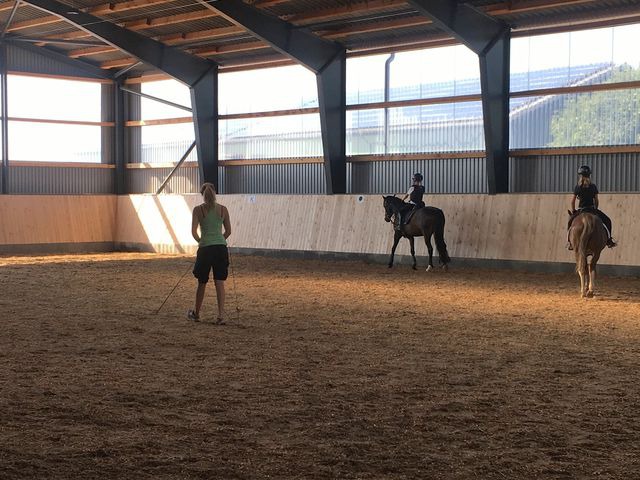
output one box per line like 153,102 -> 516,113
385,195 -> 404,211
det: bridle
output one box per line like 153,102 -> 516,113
383,197 -> 399,223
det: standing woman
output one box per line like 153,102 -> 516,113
567,165 -> 616,249
188,182 -> 232,323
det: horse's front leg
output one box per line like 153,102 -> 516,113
408,236 -> 417,270
388,231 -> 402,268
424,234 -> 434,272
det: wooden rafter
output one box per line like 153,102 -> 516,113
6,0 -> 176,32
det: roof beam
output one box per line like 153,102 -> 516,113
199,0 -> 342,73
408,0 -> 510,194
22,0 -> 215,84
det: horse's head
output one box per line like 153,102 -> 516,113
382,195 -> 401,223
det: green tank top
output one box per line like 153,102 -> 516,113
199,205 -> 226,247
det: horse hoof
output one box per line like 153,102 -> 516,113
388,264 -> 393,269
426,265 -> 433,272
412,265 -> 417,270
586,291 -> 594,298
441,264 -> 449,272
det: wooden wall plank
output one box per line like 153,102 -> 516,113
0,195 -> 116,246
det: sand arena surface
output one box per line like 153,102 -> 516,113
1,252 -> 639,479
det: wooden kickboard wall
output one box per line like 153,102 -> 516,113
0,195 -> 116,250
115,193 -> 640,267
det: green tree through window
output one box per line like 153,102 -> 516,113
550,66 -> 640,147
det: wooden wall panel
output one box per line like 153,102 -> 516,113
4,193 -> 635,268
115,193 -> 640,267
0,195 -> 116,248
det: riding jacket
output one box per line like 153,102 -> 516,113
573,183 -> 598,209
407,185 -> 425,206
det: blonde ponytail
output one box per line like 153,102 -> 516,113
578,175 -> 591,187
200,182 -> 217,214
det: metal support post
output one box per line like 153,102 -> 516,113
0,42 -> 9,194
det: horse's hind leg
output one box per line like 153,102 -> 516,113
578,268 -> 587,297
575,252 -> 587,297
587,255 -> 599,298
388,231 -> 402,268
408,236 -> 417,270
424,234 -> 434,272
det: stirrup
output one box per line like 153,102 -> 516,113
606,238 -> 617,248
566,242 -> 573,251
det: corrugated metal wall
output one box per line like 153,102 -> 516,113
126,85 -> 142,165
7,44 -> 106,80
7,166 -> 114,194
127,163 -> 330,194
510,153 -> 640,192
127,165 -> 201,194
351,157 -> 487,194
222,163 -> 328,194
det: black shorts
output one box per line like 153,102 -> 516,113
193,245 -> 229,283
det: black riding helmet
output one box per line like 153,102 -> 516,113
412,172 -> 423,182
578,165 -> 591,177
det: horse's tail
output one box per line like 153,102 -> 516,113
433,209 -> 451,265
575,215 -> 595,273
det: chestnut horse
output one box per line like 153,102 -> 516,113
568,211 -> 608,298
383,196 -> 451,271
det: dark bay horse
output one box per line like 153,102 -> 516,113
383,196 -> 451,271
568,211 -> 608,298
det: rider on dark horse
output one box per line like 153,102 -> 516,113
567,165 -> 617,250
395,173 -> 425,231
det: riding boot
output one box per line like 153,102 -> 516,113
566,242 -> 573,251
606,237 -> 617,248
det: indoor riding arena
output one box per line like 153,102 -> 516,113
1,1 -> 640,479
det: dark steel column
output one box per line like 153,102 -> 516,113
114,79 -> 126,194
408,0 -> 511,194
0,42 -> 8,194
317,51 -> 346,194
480,31 -> 510,194
199,0 -> 346,194
190,67 -> 218,188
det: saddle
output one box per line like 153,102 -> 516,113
395,202 -> 426,230
567,207 -> 594,228
567,208 -> 616,249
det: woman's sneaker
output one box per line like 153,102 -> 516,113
187,310 -> 200,322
